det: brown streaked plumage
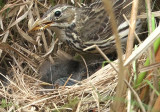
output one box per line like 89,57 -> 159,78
30,0 -> 144,54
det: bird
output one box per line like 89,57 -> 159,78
30,0 -> 145,87
39,56 -> 102,88
30,0 -> 145,54
39,59 -> 83,88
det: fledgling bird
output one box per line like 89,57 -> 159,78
30,0 -> 145,54
39,59 -> 83,88
39,58 -> 102,88
31,0 -> 145,87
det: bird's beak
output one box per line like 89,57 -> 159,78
29,19 -> 53,32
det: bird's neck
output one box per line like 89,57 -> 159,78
52,27 -> 66,42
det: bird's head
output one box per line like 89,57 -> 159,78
29,4 -> 77,31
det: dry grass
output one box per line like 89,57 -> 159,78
0,0 -> 116,111
0,0 -> 160,112
0,59 -> 118,111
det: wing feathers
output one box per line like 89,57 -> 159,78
79,0 -> 132,43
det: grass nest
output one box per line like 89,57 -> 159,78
0,0 -> 160,112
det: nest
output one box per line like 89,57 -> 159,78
0,0 -> 160,112
0,0 -> 118,111
0,59 -> 118,111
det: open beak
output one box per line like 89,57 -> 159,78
29,19 -> 53,32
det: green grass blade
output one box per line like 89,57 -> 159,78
135,14 -> 160,87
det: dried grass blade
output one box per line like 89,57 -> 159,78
0,1 -> 30,14
140,62 -> 160,72
137,11 -> 160,19
14,43 -> 41,61
102,0 -> 125,111
0,14 -> 4,30
0,30 -> 9,57
42,38 -> 58,57
16,24 -> 36,45
124,25 -> 160,66
0,73 -> 27,95
7,7 -> 20,18
28,9 -> 35,30
7,3 -> 33,29
0,43 -> 37,67
92,90 -> 100,112
17,5 -> 25,17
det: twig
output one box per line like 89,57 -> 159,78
123,14 -> 142,44
102,0 -> 125,111
42,38 -> 58,58
137,11 -> 160,18
125,0 -> 139,60
79,54 -> 89,78
124,79 -> 146,112
84,44 -> 118,73
35,0 -> 49,9
63,74 -> 73,87
127,89 -> 131,112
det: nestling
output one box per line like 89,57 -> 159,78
30,0 -> 144,54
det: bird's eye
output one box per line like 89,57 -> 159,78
54,11 -> 61,17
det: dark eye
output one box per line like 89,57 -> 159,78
54,11 -> 61,17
